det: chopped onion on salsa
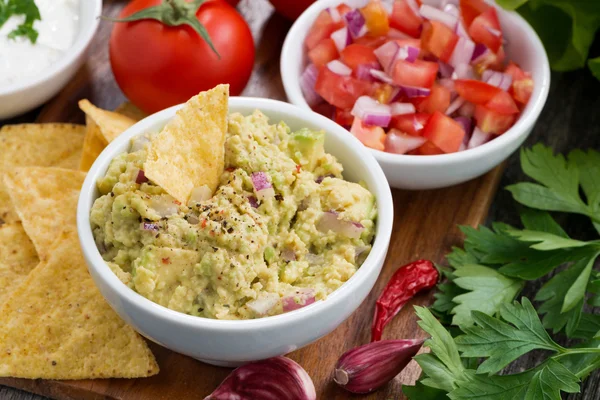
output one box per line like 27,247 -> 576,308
303,0 -> 534,155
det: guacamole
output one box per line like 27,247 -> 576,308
91,111 -> 377,320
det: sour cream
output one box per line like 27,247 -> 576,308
0,0 -> 79,87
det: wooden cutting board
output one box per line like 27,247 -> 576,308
0,1 -> 504,399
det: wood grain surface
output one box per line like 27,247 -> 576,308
1,0 -> 599,399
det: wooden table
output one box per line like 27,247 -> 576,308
1,0 -> 599,399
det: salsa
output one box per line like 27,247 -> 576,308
301,0 -> 534,155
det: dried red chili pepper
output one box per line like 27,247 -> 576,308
371,260 -> 438,342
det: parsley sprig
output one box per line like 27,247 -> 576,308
0,0 -> 41,44
404,144 -> 600,399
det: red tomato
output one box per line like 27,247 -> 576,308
350,118 -> 386,151
334,108 -> 354,128
354,35 -> 389,49
337,4 -> 352,17
392,59 -> 439,88
109,0 -> 254,114
505,62 -> 534,104
305,10 -> 345,50
269,0 -> 316,21
340,44 -> 378,70
417,141 -> 444,155
454,79 -> 502,105
422,111 -> 465,153
389,0 -> 423,38
225,0 -> 240,6
485,90 -> 519,115
468,7 -> 502,53
313,102 -> 335,118
308,38 -> 339,67
315,67 -> 373,109
421,21 -> 459,63
361,1 -> 390,37
460,0 -> 490,28
390,113 -> 431,136
415,84 -> 451,114
474,105 -> 516,135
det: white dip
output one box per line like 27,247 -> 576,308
0,0 -> 79,87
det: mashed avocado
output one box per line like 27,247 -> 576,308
91,111 -> 377,320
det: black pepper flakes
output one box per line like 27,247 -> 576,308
51,361 -> 57,366
275,194 -> 283,202
227,227 -> 234,234
212,247 -> 218,252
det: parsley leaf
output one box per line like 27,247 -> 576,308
0,0 -> 41,44
519,208 -> 568,238
455,298 -> 563,374
568,149 -> 600,235
451,265 -> 523,329
506,229 -> 589,250
403,381 -> 448,400
460,223 -> 530,265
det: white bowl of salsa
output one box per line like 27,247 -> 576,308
0,0 -> 102,120
281,0 -> 551,189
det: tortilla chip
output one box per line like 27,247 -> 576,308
54,147 -> 83,170
115,102 -> 148,122
0,231 -> 159,379
0,223 -> 39,304
0,124 -> 86,223
79,99 -> 137,143
144,85 -> 229,203
3,167 -> 86,260
79,115 -> 109,172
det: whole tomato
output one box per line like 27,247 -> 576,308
269,0 -> 316,20
110,0 -> 255,114
225,0 -> 240,6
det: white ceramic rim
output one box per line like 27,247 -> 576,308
78,96 -> 394,332
280,0 -> 551,166
0,0 -> 103,95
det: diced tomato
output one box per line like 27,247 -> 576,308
336,3 -> 352,17
308,39 -> 339,67
415,84 -> 451,114
340,44 -> 378,70
422,111 -> 465,153
315,67 -> 373,109
505,62 -> 533,104
373,83 -> 396,104
392,59 -> 439,88
474,105 -> 516,135
384,129 -> 427,154
454,79 -> 502,105
417,140 -> 445,155
485,90 -> 519,115
312,102 -> 334,118
389,0 -> 423,38
305,10 -> 345,50
390,113 -> 431,136
350,118 -> 386,151
334,108 -> 354,128
459,0 -> 490,28
421,21 -> 459,63
354,35 -> 388,49
361,1 -> 390,37
468,7 -> 502,53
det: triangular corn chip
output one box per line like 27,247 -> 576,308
79,99 -> 137,143
115,102 -> 148,122
144,84 -> 229,203
0,223 -> 39,304
0,231 -> 159,379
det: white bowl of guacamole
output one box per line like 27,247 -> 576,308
78,97 -> 393,366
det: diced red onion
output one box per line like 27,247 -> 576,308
189,185 -> 212,203
247,293 -> 280,316
327,60 -> 352,76
130,135 -> 150,153
438,61 -> 454,78
395,46 -> 420,64
149,195 -> 179,218
344,9 -> 367,39
445,96 -> 465,115
251,172 -> 275,201
326,7 -> 342,23
389,102 -> 416,115
281,248 -> 297,262
356,62 -> 380,81
453,116 -> 472,137
381,1 -> 393,14
345,0 -> 370,7
401,85 -> 431,98
135,169 -> 148,184
413,115 -> 425,131
419,5 -> 457,29
282,288 -> 316,312
468,127 -> 492,149
443,3 -> 459,16
141,222 -> 159,231
420,0 -> 443,6
437,78 -> 455,92
248,196 -> 259,208
455,20 -> 469,38
406,0 -> 421,17
374,41 -> 400,73
370,69 -> 395,84
483,70 -> 513,91
384,130 -> 426,154
389,87 -> 403,102
453,63 -> 474,79
459,142 -> 467,152
331,27 -> 351,52
317,211 -> 364,239
316,174 -> 335,184
300,64 -> 322,106
458,101 -> 475,117
485,26 -> 502,37
351,96 -> 392,128
471,44 -> 489,62
449,37 -> 475,70
387,28 -> 412,39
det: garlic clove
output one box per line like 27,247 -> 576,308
205,356 -> 316,400
334,339 -> 425,394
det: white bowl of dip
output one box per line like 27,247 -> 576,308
0,0 -> 102,120
78,97 -> 394,366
